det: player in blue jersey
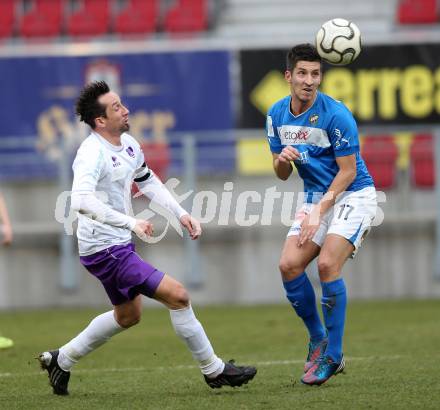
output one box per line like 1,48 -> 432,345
266,44 -> 377,385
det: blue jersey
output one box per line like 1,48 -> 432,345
267,92 -> 374,203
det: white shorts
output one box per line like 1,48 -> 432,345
287,187 -> 377,257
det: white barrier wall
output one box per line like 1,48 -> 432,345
1,176 -> 439,309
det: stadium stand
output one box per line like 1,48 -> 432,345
1,0 -> 440,41
0,0 -> 17,39
114,0 -> 158,35
410,133 -> 435,188
20,0 -> 64,38
0,0 -> 212,39
362,135 -> 399,190
66,0 -> 111,37
164,0 -> 208,33
398,0 -> 439,24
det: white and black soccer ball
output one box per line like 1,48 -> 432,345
315,18 -> 361,66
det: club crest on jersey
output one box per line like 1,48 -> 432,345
126,146 -> 135,158
309,114 -> 319,125
111,156 -> 122,167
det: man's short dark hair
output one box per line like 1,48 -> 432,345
75,81 -> 110,129
286,43 -> 322,72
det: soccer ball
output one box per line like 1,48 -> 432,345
315,18 -> 361,66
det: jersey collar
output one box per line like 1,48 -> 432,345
288,92 -> 319,119
92,131 -> 124,152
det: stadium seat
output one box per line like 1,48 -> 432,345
397,0 -> 438,24
114,0 -> 158,35
164,0 -> 208,33
140,141 -> 170,181
66,0 -> 110,37
410,133 -> 435,188
0,0 -> 17,39
362,135 -> 399,190
20,0 -> 64,38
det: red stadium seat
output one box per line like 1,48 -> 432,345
20,0 -> 64,38
164,0 -> 208,33
66,0 -> 110,37
140,141 -> 170,181
114,0 -> 158,35
398,0 -> 438,24
0,0 -> 17,39
410,133 -> 435,188
132,141 -> 170,198
362,135 -> 399,190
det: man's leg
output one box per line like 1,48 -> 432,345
302,234 -> 352,385
317,235 -> 352,362
279,235 -> 327,370
152,274 -> 257,388
58,297 -> 142,370
39,297 -> 142,395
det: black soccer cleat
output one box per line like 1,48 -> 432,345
204,360 -> 257,389
38,350 -> 70,395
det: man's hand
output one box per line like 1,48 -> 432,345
278,146 -> 301,164
133,219 -> 154,240
298,206 -> 321,247
180,214 -> 202,240
1,224 -> 12,246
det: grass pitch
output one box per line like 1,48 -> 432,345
0,300 -> 439,409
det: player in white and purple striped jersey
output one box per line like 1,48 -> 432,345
38,81 -> 256,395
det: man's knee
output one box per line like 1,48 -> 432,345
279,258 -> 305,281
168,283 -> 190,309
115,308 -> 142,328
317,257 -> 338,281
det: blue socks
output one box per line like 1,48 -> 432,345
321,278 -> 347,363
283,272 -> 326,343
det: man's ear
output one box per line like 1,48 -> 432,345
285,70 -> 292,83
95,117 -> 106,128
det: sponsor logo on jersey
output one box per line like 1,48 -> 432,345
309,114 -> 319,125
111,156 -> 122,167
282,129 -> 310,143
279,125 -> 330,147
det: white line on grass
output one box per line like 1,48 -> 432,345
0,354 -> 402,379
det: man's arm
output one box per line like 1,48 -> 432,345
0,192 -> 13,245
272,146 -> 300,181
299,154 -> 357,246
71,192 -> 137,230
316,154 -> 357,216
135,171 -> 201,240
